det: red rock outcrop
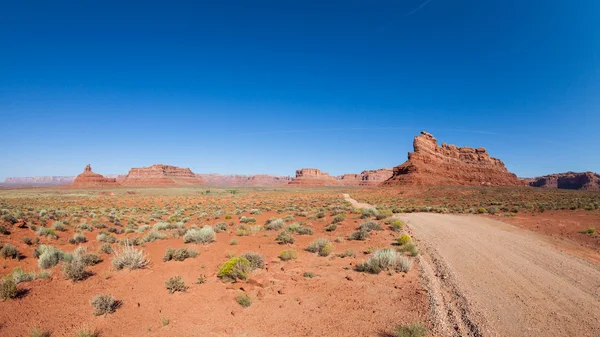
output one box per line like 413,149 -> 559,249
196,174 -> 291,186
71,164 -> 119,188
359,168 -> 393,186
529,172 -> 600,190
4,176 -> 75,185
289,168 -> 341,186
383,131 -> 522,186
121,164 -> 204,186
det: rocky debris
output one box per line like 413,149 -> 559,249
121,164 -> 204,186
71,164 -> 119,188
383,131 -> 522,186
528,172 -> 600,190
289,168 -> 341,186
3,176 -> 75,185
197,174 -> 291,186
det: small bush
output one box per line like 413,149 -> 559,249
11,267 -> 36,284
241,252 -> 265,270
265,218 -> 284,230
276,231 -> 295,244
230,239 -> 238,245
0,244 -> 20,260
23,237 -> 34,245
112,242 -> 149,270
75,327 -> 100,337
279,250 -> 297,261
69,232 -> 87,244
331,214 -> 346,223
400,243 -> 419,256
240,216 -> 256,224
358,220 -> 382,232
393,322 -> 428,337
390,220 -> 404,232
91,294 -> 118,315
296,227 -> 314,235
99,243 -> 113,254
337,249 -> 355,258
324,224 -> 337,232
218,257 -> 252,282
356,249 -> 412,274
36,227 -> 58,239
319,243 -> 334,256
184,226 -> 216,244
165,275 -> 187,293
0,225 -> 10,235
303,271 -> 315,278
0,277 -> 18,300
163,247 -> 198,262
235,293 -> 252,307
196,275 -> 206,284
62,256 -> 89,281
97,232 -> 116,243
307,238 -> 333,256
52,221 -> 67,231
349,230 -> 370,241
29,328 -> 51,337
36,245 -> 65,269
215,222 -> 228,232
397,234 -> 411,246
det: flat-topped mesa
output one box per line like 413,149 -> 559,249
196,173 -> 291,186
71,164 -> 119,188
529,171 -> 600,190
120,164 -> 204,186
359,168 -> 394,186
289,168 -> 341,186
383,131 -> 522,186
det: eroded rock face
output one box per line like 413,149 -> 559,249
338,169 -> 394,186
196,174 -> 291,186
529,172 -> 600,190
383,131 -> 521,186
121,164 -> 204,186
4,176 -> 75,185
71,164 -> 119,188
289,168 -> 341,186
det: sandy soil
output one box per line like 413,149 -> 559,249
343,194 -> 373,210
399,213 -> 600,337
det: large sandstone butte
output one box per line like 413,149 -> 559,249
383,131 -> 521,186
121,164 -> 204,186
529,172 -> 600,190
197,174 -> 291,186
71,164 -> 119,188
289,168 -> 341,186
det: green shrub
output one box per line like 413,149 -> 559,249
91,294 -> 118,315
296,227 -> 314,235
276,231 -> 295,244
0,244 -> 20,260
337,249 -> 355,258
400,243 -> 419,256
349,230 -> 370,241
356,249 -> 412,274
23,237 -> 34,245
97,232 -> 116,243
392,322 -> 427,337
397,234 -> 411,246
69,232 -> 87,244
241,252 -> 265,269
265,218 -> 284,230
235,293 -> 252,307
331,214 -> 346,223
36,244 -> 65,269
62,256 -> 89,281
240,216 -> 256,224
375,210 -> 393,220
99,243 -> 113,254
11,267 -> 35,284
390,220 -> 404,232
0,277 -> 18,300
319,243 -> 334,256
36,227 -> 58,239
163,247 -> 197,262
29,328 -> 51,337
184,226 -> 216,244
215,222 -> 228,232
218,257 -> 252,282
112,242 -> 149,270
358,220 -> 382,232
306,238 -> 333,256
165,275 -> 187,294
52,221 -> 67,231
324,224 -> 337,232
279,250 -> 297,261
303,271 -> 315,278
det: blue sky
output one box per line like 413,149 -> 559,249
1,0 -> 599,179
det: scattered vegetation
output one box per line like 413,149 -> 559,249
165,275 -> 188,293
217,257 -> 252,282
356,249 -> 412,274
112,242 -> 149,270
91,294 -> 118,315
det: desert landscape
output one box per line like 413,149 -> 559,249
0,131 -> 598,337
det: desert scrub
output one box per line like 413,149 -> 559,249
397,234 -> 411,246
241,252 -> 265,269
306,238 -> 333,256
0,243 -> 20,260
240,216 -> 256,224
0,276 -> 18,300
303,271 -> 315,278
52,221 -> 67,231
296,226 -> 314,235
99,243 -> 113,254
69,232 -> 87,244
400,243 -> 419,256
235,293 -> 252,307
276,231 -> 295,244
358,220 -> 382,232
62,255 -> 89,281
217,257 -> 252,282
10,267 -> 36,284
163,247 -> 198,262
97,232 -> 116,243
142,230 -> 166,243
91,294 -> 118,315
324,224 -> 337,232
35,244 -> 66,269
390,220 -> 404,232
78,223 -> 93,231
336,249 -> 355,258
165,275 -> 188,293
184,226 -> 216,244
361,207 -> 379,219
265,218 -> 284,230
331,214 -> 346,223
349,229 -> 370,241
215,222 -> 228,232
112,242 -> 149,270
392,321 -> 427,337
279,249 -> 297,261
356,249 -> 412,274
36,227 -> 58,239
75,327 -> 100,337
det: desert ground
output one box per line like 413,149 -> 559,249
0,186 -> 599,336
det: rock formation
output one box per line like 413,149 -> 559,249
4,176 -> 75,185
383,131 -> 522,186
289,168 -> 341,186
120,164 -> 203,186
338,168 -> 394,186
71,164 -> 119,188
196,174 -> 291,186
529,172 -> 600,190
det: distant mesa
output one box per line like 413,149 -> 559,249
120,164 -> 204,186
383,131 -> 522,186
196,173 -> 291,186
4,176 -> 75,185
72,164 -> 119,188
339,168 -> 394,186
289,168 -> 341,186
528,172 -> 600,190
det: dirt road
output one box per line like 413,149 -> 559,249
342,193 -> 373,209
399,213 -> 600,337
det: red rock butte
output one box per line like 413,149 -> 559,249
289,168 -> 341,186
529,172 -> 600,190
71,164 -> 119,188
120,164 -> 204,186
383,131 -> 522,186
196,174 -> 291,186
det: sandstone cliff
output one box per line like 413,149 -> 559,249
121,164 -> 203,186
289,168 -> 341,186
383,131 -> 521,186
71,164 -> 119,188
197,174 -> 291,186
529,172 -> 600,190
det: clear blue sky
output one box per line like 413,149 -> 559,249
1,0 -> 599,179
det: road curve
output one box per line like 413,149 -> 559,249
399,213 -> 600,337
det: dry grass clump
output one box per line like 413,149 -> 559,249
392,322 -> 428,337
165,275 -> 187,293
91,294 -> 118,315
184,226 -> 216,244
276,231 -> 295,244
235,293 -> 252,307
163,247 -> 198,262
0,243 -> 20,260
112,241 -> 149,270
279,249 -> 297,261
241,252 -> 265,269
356,249 -> 412,274
306,238 -> 333,256
0,277 -> 18,300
